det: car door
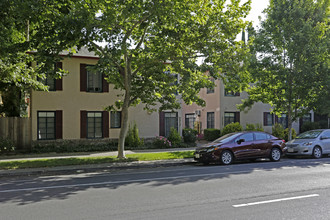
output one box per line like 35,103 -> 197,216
233,133 -> 256,159
254,132 -> 273,157
320,130 -> 330,153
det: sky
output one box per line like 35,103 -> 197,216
245,0 -> 270,28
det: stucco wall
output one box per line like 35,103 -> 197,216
31,56 -> 161,141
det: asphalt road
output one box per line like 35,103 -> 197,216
1,158 -> 330,220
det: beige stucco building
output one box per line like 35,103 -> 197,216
31,48 -> 182,143
182,78 -> 302,135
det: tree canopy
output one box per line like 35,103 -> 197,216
75,0 -> 251,157
240,0 -> 329,138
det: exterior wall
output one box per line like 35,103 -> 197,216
182,79 -> 221,132
31,55 -> 161,141
182,79 -> 301,135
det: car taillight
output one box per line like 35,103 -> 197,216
282,139 -> 286,143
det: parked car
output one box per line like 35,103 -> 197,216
194,131 -> 286,165
286,129 -> 330,159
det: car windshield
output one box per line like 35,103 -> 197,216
296,130 -> 322,139
212,133 -> 242,143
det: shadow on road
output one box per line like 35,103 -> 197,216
1,157 -> 330,205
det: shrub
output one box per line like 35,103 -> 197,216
125,122 -> 144,148
301,122 -> 321,133
245,123 -> 256,131
221,122 -> 243,136
204,128 -> 221,141
153,136 -> 172,148
284,128 -> 296,142
168,127 -> 182,147
272,123 -> 285,139
182,128 -> 197,143
0,138 -> 16,155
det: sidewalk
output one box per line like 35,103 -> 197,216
0,142 -> 209,178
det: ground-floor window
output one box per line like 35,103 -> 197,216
111,111 -> 121,128
263,112 -> 274,126
224,112 -> 239,126
207,112 -> 215,129
185,114 -> 195,129
38,111 -> 55,140
87,112 -> 103,138
165,112 -> 178,137
278,114 -> 288,129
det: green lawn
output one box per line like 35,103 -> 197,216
0,151 -> 194,170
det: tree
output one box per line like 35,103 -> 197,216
0,0 -> 87,116
239,0 -> 329,140
76,0 -> 251,158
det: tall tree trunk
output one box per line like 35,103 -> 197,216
287,106 -> 293,141
117,53 -> 131,159
117,94 -> 130,158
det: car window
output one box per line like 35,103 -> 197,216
296,130 -> 322,139
213,133 -> 242,143
322,131 -> 330,138
255,133 -> 268,141
236,133 -> 254,142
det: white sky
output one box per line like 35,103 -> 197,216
245,0 -> 270,28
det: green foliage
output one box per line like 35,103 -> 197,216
272,123 -> 296,141
272,123 -> 285,140
301,122 -> 321,133
284,128 -> 296,142
222,123 -> 243,136
204,128 -> 221,141
245,123 -> 264,131
125,122 -> 144,148
0,138 -> 16,155
239,0 -> 329,133
168,127 -> 182,147
153,136 -> 172,148
182,128 -> 198,143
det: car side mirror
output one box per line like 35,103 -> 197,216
237,139 -> 245,144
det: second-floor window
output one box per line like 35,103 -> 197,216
224,89 -> 240,97
80,64 -> 109,93
207,78 -> 215,94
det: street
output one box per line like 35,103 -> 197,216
1,158 -> 330,220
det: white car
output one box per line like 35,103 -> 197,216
286,129 -> 330,158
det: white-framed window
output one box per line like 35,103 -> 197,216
111,111 -> 121,128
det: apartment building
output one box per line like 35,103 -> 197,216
30,48 -> 182,144
182,78 -> 305,134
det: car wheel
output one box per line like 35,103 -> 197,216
220,150 -> 233,165
270,148 -> 281,162
312,146 -> 322,159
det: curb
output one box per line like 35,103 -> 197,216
0,158 -> 195,178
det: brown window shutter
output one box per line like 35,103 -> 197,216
235,112 -> 240,123
80,110 -> 87,138
80,64 -> 87,92
102,74 -> 109,93
263,112 -> 268,126
103,111 -> 109,138
55,62 -> 63,91
159,112 -> 165,136
55,110 -> 63,139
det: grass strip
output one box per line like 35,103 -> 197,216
0,151 -> 194,170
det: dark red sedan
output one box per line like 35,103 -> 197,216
194,131 -> 287,165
